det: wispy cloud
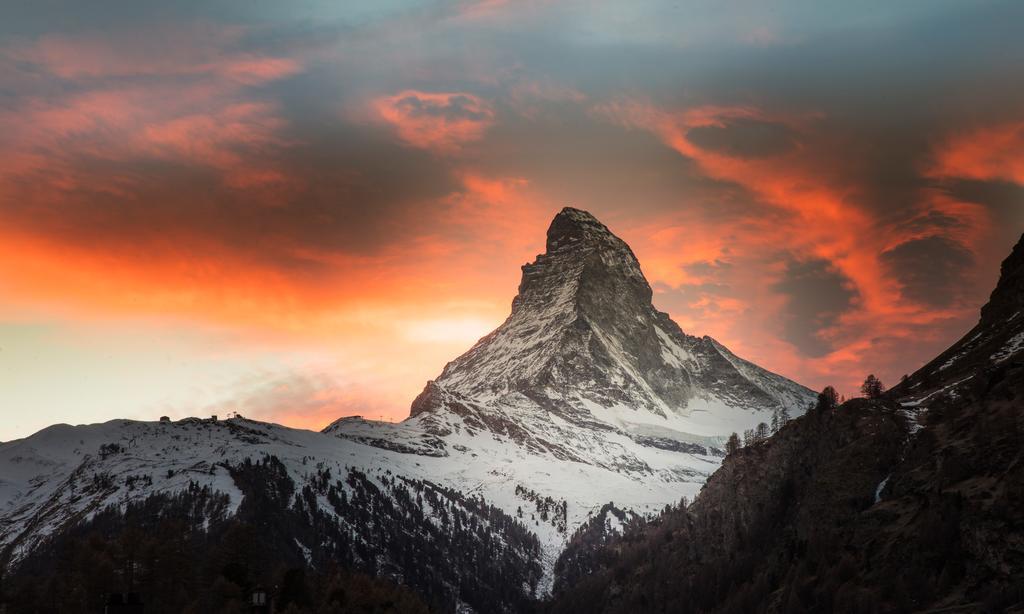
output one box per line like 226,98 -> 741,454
373,90 -> 495,154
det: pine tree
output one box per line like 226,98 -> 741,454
726,432 -> 740,455
754,422 -> 769,442
771,408 -> 781,434
816,386 -> 839,413
860,374 -> 885,399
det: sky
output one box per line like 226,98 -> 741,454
2,0 -> 1024,441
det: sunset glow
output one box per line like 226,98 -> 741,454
2,1 -> 1023,441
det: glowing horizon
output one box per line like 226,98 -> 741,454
3,1 -> 1024,441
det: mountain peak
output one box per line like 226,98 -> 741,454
546,207 -> 611,251
515,207 -> 649,317
409,206 -> 814,433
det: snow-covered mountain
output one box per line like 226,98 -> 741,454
392,207 -> 813,458
0,417 -> 546,611
0,208 -> 814,611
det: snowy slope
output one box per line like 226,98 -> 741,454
0,416 -> 712,596
0,416 -> 548,611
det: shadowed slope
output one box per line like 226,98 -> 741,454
551,233 -> 1024,614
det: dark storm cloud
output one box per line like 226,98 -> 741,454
938,179 -> 1024,253
640,0 -> 1024,222
773,260 -> 858,357
474,105 -> 783,226
274,122 -> 465,253
881,236 -> 974,307
685,118 -> 796,159
898,210 -> 966,234
941,179 -> 1024,218
395,92 -> 491,122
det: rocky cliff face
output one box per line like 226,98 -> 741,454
550,233 -> 1024,614
893,232 -> 1024,405
981,233 -> 1024,324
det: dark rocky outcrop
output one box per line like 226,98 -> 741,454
550,233 -> 1024,614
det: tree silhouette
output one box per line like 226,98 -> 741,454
860,374 -> 885,399
816,386 -> 840,413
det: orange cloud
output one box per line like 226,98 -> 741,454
139,102 -> 293,188
1,18 -> 1015,423
0,168 -> 557,427
593,100 -> 992,395
373,90 -> 495,154
0,90 -> 295,204
0,27 -> 302,197
929,121 -> 1024,184
15,26 -> 301,83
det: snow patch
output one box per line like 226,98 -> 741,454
295,538 -> 313,567
874,474 -> 890,503
937,330 -> 985,371
992,331 -> 1024,363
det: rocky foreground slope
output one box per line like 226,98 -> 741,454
0,208 -> 813,612
550,233 -> 1024,614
